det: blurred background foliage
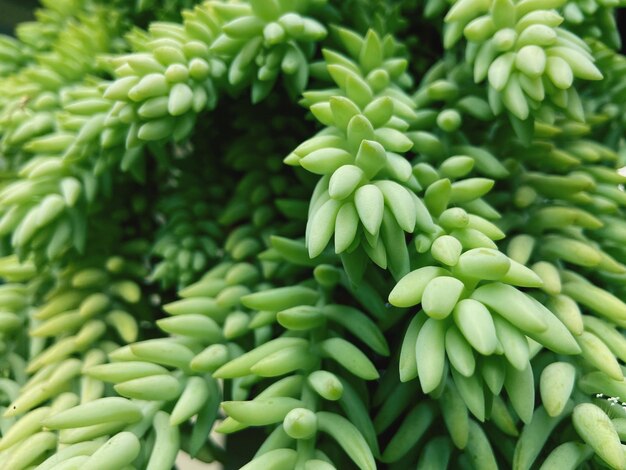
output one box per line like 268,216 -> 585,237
0,0 -> 38,35
0,0 -> 625,52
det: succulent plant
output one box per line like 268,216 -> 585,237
0,0 -> 625,469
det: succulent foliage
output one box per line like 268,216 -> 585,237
0,0 -> 625,469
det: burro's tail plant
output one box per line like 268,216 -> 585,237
0,0 -> 626,468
